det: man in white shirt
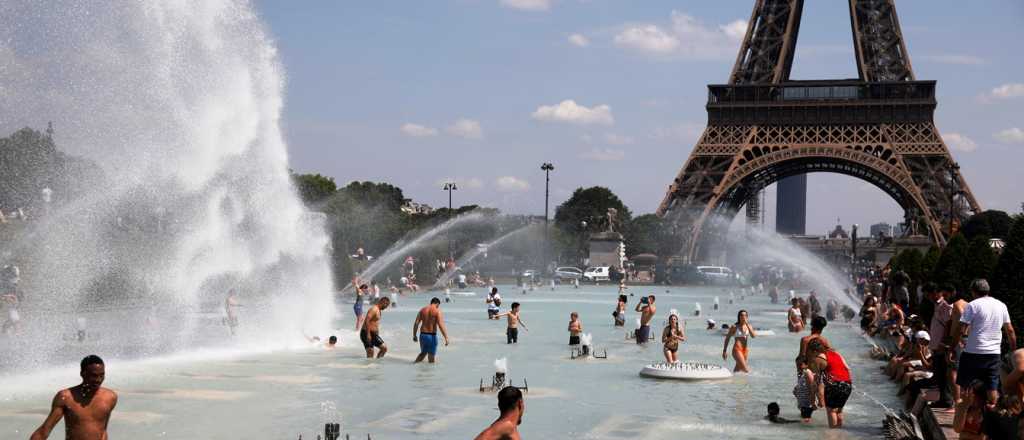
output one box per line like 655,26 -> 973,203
487,287 -> 502,319
951,279 -> 1016,412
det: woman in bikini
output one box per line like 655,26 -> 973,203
788,298 -> 804,332
723,309 -> 757,373
662,313 -> 686,364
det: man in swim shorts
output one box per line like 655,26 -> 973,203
361,296 -> 390,358
634,295 -> 656,344
413,297 -> 450,363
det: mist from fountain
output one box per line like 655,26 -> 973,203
0,0 -> 334,370
432,223 -> 537,289
733,226 -> 860,310
348,211 -> 487,289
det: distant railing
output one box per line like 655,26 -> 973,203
707,81 -> 936,105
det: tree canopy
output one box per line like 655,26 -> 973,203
931,233 -> 970,292
962,210 -> 1013,241
993,217 -> 1024,334
554,186 -> 632,234
290,171 -> 336,207
0,127 -> 105,212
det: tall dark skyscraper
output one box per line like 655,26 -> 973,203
775,175 -> 806,235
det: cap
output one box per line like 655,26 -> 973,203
915,330 -> 931,341
706,319 -> 716,325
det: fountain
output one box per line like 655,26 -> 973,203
432,224 -> 534,289
352,211 -> 488,289
0,0 -> 335,370
713,296 -> 720,311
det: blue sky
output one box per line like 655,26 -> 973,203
256,0 -> 1024,234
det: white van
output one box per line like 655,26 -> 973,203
696,266 -> 735,284
583,266 -> 610,282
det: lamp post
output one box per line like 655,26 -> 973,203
851,224 -> 858,279
442,181 -> 457,257
947,162 -> 961,235
579,220 -> 588,268
541,163 -> 554,271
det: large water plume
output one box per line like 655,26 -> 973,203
0,0 -> 333,368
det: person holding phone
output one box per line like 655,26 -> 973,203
634,295 -> 656,344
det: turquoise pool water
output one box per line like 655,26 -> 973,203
0,285 -> 899,439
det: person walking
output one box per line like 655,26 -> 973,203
951,279 -> 1016,417
662,313 -> 686,364
723,310 -> 757,372
806,339 -> 853,429
413,297 -> 450,363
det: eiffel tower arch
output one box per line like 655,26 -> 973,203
657,0 -> 981,262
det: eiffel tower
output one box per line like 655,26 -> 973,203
656,0 -> 980,261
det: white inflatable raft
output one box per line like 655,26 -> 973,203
718,327 -> 775,336
638,362 -> 733,380
447,291 -> 477,297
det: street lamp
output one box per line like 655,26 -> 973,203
442,181 -> 458,257
541,163 -> 554,271
579,220 -> 588,268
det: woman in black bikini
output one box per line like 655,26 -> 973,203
662,313 -> 685,363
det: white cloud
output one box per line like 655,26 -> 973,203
568,33 -> 590,47
603,133 -> 634,145
919,54 -> 986,65
501,0 -> 550,12
446,118 -> 483,139
495,176 -> 531,192
400,123 -> 438,138
531,99 -> 614,125
720,19 -> 748,40
614,25 -> 679,54
995,127 -> 1024,144
988,83 -> 1024,100
614,11 -> 745,59
437,177 -> 485,190
580,148 -> 626,161
943,132 -> 977,152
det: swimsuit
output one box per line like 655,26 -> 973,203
569,335 -> 580,345
506,327 -> 518,344
359,328 -> 384,349
734,326 -> 750,358
636,325 -> 651,344
419,332 -> 438,355
353,294 -> 364,316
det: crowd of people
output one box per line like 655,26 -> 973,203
862,272 -> 1023,439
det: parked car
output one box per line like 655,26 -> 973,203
696,266 -> 736,285
553,266 -> 583,282
664,264 -> 704,285
583,266 -> 610,282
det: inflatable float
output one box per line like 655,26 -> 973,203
638,362 -> 733,380
447,291 -> 477,297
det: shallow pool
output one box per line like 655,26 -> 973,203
0,285 -> 900,439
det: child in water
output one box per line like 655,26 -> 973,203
792,357 -> 817,423
494,302 -> 528,344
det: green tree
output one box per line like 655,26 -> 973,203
993,217 -> 1024,334
965,235 -> 997,283
290,171 -> 336,207
0,127 -> 104,212
920,246 -> 942,279
931,234 -> 970,292
554,186 -> 632,235
962,210 -> 1014,240
624,214 -> 682,259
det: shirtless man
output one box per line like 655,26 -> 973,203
361,297 -> 390,358
634,295 -> 656,344
31,355 -> 117,440
495,302 -> 528,344
474,386 -> 524,440
413,297 -> 450,363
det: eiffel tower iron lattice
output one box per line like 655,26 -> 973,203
656,0 -> 980,262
